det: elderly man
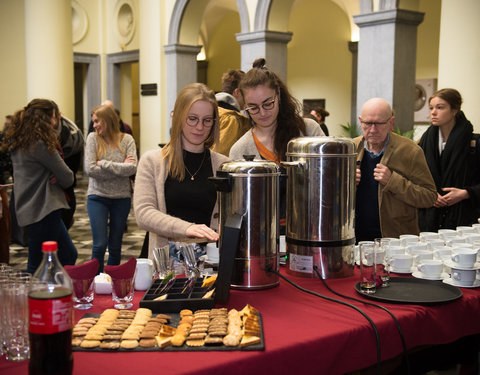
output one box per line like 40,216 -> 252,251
354,98 -> 437,242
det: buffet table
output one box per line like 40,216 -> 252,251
1,267 -> 480,375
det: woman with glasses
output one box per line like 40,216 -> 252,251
229,58 -> 323,163
418,88 -> 480,231
85,104 -> 137,273
134,83 -> 228,259
229,58 -> 323,233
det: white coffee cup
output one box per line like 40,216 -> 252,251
387,246 -> 405,256
413,251 -> 433,265
134,258 -> 154,291
438,229 -> 457,240
391,254 -> 413,271
466,234 -> 480,244
427,239 -> 446,250
206,243 -> 219,262
451,249 -> 478,267
419,232 -> 439,241
400,235 -> 419,247
433,247 -> 452,260
451,268 -> 477,286
382,237 -> 401,247
417,259 -> 443,277
405,243 -> 429,254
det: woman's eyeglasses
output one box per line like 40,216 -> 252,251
245,97 -> 276,115
186,116 -> 214,128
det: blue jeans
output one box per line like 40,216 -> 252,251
26,209 -> 78,274
87,195 -> 131,273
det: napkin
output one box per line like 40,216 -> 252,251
104,257 -> 137,280
64,258 -> 99,280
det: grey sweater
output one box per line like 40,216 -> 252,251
84,132 -> 137,199
11,141 -> 74,227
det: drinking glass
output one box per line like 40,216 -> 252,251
111,276 -> 135,309
71,277 -> 95,310
4,281 -> 29,361
359,243 -> 376,294
375,238 -> 391,287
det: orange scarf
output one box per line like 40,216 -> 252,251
252,131 -> 281,166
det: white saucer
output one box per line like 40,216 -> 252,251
206,256 -> 219,265
412,271 -> 448,281
443,277 -> 480,288
390,267 -> 413,274
444,259 -> 480,270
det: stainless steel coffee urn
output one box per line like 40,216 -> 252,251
283,137 -> 356,279
210,159 -> 280,289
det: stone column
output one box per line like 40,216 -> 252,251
138,0 -> 163,152
164,44 -> 202,136
24,0 -> 74,117
236,31 -> 293,81
348,41 -> 358,126
354,9 -> 424,132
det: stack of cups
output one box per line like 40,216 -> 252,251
0,264 -> 33,362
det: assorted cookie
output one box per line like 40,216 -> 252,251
73,305 -> 261,350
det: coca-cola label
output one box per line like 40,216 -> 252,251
29,296 -> 73,334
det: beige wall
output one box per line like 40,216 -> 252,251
438,0 -> 479,132
288,0 -> 352,136
416,0 -> 440,79
0,0 -> 26,129
206,12 -> 242,92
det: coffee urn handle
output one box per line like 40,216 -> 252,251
208,175 -> 232,192
281,161 -> 306,169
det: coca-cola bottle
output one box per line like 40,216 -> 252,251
28,241 -> 73,375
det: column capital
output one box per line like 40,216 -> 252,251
354,9 -> 424,27
164,44 -> 202,55
236,30 -> 293,45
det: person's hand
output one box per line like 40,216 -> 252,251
433,192 -> 448,208
96,160 -> 102,166
435,187 -> 469,207
185,224 -> 219,242
356,168 -> 361,186
374,163 -> 392,186
124,155 -> 136,164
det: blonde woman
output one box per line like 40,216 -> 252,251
134,83 -> 228,258
85,105 -> 137,272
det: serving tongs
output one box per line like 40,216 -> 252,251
179,243 -> 200,298
152,246 -> 175,295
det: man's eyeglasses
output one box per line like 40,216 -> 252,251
186,115 -> 215,128
245,97 -> 276,115
360,117 -> 392,129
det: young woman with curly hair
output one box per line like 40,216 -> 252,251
229,58 -> 323,233
1,98 -> 77,273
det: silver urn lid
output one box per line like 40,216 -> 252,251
218,159 -> 280,177
286,136 -> 356,157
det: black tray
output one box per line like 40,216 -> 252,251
139,278 -> 215,313
354,277 -> 462,305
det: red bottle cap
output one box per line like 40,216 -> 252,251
42,241 -> 58,252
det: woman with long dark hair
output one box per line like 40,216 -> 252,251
229,58 -> 323,233
418,88 -> 480,231
1,99 -> 77,273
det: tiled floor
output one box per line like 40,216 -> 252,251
8,174 -> 147,271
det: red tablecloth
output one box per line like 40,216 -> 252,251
2,268 -> 480,375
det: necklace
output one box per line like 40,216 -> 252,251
184,150 -> 206,181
